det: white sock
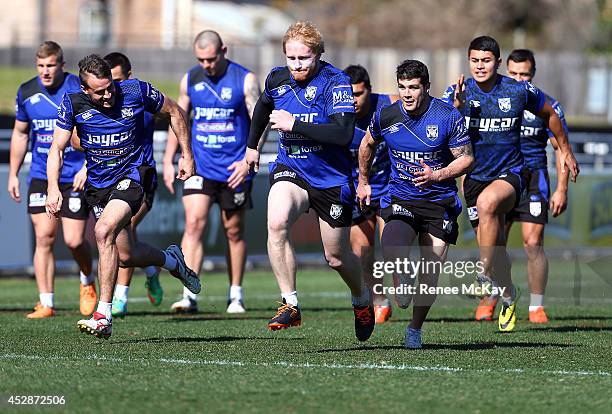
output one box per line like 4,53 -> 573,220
80,271 -> 95,286
229,285 -> 242,301
282,291 -> 298,307
352,288 -> 371,307
40,293 -> 54,308
114,284 -> 129,302
529,305 -> 544,312
97,301 -> 112,321
184,287 -> 197,301
530,293 -> 544,308
162,251 -> 178,272
144,266 -> 159,278
501,285 -> 517,307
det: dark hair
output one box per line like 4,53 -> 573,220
396,59 -> 430,86
78,54 -> 112,86
104,52 -> 132,78
468,36 -> 500,60
344,65 -> 371,89
507,48 -> 536,75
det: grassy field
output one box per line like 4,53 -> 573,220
0,66 -> 179,115
0,263 -> 611,414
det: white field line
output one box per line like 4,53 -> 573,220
0,353 -> 610,378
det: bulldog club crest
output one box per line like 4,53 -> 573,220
329,204 -> 343,220
498,97 -> 512,112
221,87 -> 232,101
304,86 -> 317,101
426,125 -> 438,140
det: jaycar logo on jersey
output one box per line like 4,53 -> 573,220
221,87 -> 232,101
426,125 -> 438,140
498,98 -> 512,113
305,86 -> 317,101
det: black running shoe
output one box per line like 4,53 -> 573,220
268,300 -> 301,330
353,305 -> 375,341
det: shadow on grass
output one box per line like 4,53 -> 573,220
111,335 -> 301,345
529,326 -> 612,333
311,341 -> 575,353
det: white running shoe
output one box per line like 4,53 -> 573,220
165,245 -> 201,294
170,297 -> 198,313
77,312 -> 112,339
226,299 -> 246,314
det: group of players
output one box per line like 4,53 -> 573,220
8,20 -> 579,348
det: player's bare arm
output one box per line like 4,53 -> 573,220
45,126 -> 72,218
7,119 -> 30,202
413,143 -> 474,187
537,101 -> 579,182
160,90 -> 194,182
548,137 -> 569,216
356,129 -> 378,208
163,73 -> 191,193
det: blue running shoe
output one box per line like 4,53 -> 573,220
405,327 -> 422,349
111,297 -> 127,318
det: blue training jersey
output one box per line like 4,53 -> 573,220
15,73 -> 84,183
521,93 -> 567,170
441,75 -> 545,181
56,79 -> 164,188
350,93 -> 392,200
262,61 -> 356,189
142,111 -> 155,168
187,61 -> 251,181
370,98 -> 470,206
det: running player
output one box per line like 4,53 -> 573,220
442,36 -> 578,332
474,49 -> 570,323
164,30 -> 259,314
8,41 -> 95,318
344,64 -> 397,324
246,21 -> 375,341
102,52 -> 163,318
358,59 -> 474,348
46,54 -> 200,339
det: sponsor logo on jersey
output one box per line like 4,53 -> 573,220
292,112 -> 318,123
467,206 -> 478,221
521,126 -> 543,137
234,191 -> 245,206
426,125 -> 438,140
194,107 -> 235,121
465,116 -> 519,132
29,193 -> 46,207
524,110 -> 536,122
331,85 -> 354,109
221,87 -> 232,101
276,85 -> 288,96
68,197 -> 81,213
81,110 -> 94,120
32,119 -> 56,131
391,204 -> 413,217
525,81 -> 538,94
330,204 -> 343,220
121,107 -> 133,118
184,175 -> 204,190
196,122 -> 235,133
148,85 -> 160,101
530,201 -> 542,217
85,130 -> 134,147
391,150 -> 442,163
116,179 -> 131,191
386,124 -> 400,134
273,170 -> 296,180
498,98 -> 512,112
470,100 -> 481,107
194,82 -> 205,92
305,86 -> 317,101
30,95 -> 41,104
92,204 -> 104,219
554,105 -> 563,118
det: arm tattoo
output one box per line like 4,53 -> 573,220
450,143 -> 473,159
244,74 -> 261,119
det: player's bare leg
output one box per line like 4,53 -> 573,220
381,220 -> 418,309
221,208 -> 247,312
61,216 -> 95,316
522,221 -> 548,323
27,213 -> 58,318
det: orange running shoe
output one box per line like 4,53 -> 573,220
80,283 -> 97,316
374,305 -> 392,324
528,307 -> 548,324
475,296 -> 498,321
26,305 -> 55,319
33,301 -> 43,311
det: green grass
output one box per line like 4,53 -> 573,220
0,265 -> 611,413
0,66 -> 179,115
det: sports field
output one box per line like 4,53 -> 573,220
1,262 -> 611,413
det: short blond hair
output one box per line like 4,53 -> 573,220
36,41 -> 63,63
282,21 -> 325,55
